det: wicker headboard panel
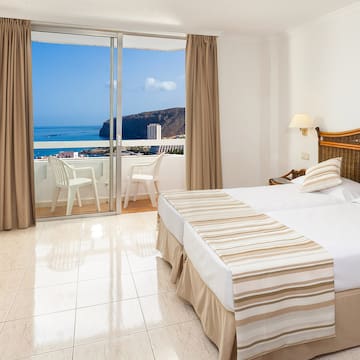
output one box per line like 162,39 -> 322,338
316,127 -> 360,183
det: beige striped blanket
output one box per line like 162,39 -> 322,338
163,190 -> 335,360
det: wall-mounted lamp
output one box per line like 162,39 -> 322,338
289,114 -> 314,136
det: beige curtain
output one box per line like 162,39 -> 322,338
0,18 -> 35,230
186,35 -> 222,190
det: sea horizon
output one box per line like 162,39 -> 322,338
33,125 -> 105,158
34,125 -> 103,142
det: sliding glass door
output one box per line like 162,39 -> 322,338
31,27 -> 186,219
32,30 -> 122,218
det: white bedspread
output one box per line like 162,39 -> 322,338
183,202 -> 360,311
158,184 -> 345,244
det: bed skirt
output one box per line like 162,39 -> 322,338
177,257 -> 360,360
156,216 -> 184,283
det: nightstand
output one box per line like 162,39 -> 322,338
268,169 -> 306,185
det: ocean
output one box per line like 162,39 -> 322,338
34,125 -> 103,142
33,125 -> 105,158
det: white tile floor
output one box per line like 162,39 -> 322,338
0,211 -> 359,359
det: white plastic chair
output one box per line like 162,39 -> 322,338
124,153 -> 165,208
48,157 -> 100,215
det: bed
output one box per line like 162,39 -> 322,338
157,184 -> 348,282
158,183 -> 346,247
157,127 -> 360,359
180,202 -> 360,359
157,128 -> 359,282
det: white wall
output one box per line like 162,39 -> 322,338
218,34 -> 287,187
218,3 -> 360,186
286,2 -> 360,169
218,35 -> 266,187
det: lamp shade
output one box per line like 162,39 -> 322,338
289,114 -> 314,129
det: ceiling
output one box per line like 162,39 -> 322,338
0,0 -> 358,35
32,31 -> 186,50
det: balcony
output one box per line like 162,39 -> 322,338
34,139 -> 185,217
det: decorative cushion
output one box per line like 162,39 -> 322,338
300,157 -> 342,193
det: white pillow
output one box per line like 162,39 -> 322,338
300,157 -> 342,193
320,178 -> 360,202
291,175 -> 305,185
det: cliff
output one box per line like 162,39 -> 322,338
99,107 -> 185,139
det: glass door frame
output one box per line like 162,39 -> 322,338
115,33 -> 122,214
31,25 -> 123,218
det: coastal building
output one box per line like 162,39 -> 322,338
158,144 -> 183,154
147,123 -> 161,140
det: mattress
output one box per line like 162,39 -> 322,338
158,183 -> 345,245
183,202 -> 360,311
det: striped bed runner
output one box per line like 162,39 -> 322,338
163,190 -> 335,360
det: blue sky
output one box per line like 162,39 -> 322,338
32,42 -> 185,127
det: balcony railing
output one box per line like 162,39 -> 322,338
34,139 -> 185,208
34,139 -> 185,148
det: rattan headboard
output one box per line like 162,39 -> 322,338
316,127 -> 360,183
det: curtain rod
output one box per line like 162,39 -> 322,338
31,21 -> 187,40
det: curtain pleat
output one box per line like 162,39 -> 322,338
0,18 -> 35,230
185,35 -> 223,190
